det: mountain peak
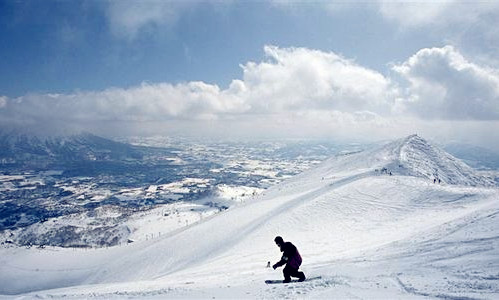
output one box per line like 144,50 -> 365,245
393,135 -> 493,186
403,133 -> 423,143
320,134 -> 494,187
398,134 -> 433,157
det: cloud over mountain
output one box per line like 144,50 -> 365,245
0,45 -> 397,124
1,45 -> 498,146
393,46 -> 499,120
240,46 -> 396,114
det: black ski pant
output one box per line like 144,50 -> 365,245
283,265 -> 305,282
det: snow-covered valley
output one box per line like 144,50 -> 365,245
1,135 -> 498,299
0,133 -> 343,248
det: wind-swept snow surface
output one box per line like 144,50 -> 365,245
1,135 -> 498,299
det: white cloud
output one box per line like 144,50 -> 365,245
2,45 -> 498,148
376,1 -> 499,67
240,45 -> 397,114
376,1 -> 499,28
393,45 -> 499,120
1,46 -> 396,124
1,81 -> 248,124
0,96 -> 6,108
377,0 -> 454,28
105,0 -> 189,40
1,45 -> 401,138
294,1 -> 499,30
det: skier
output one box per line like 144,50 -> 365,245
272,236 -> 306,283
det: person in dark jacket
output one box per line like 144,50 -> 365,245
272,236 -> 306,283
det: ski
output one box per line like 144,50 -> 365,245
265,276 -> 322,284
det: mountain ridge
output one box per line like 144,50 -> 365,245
0,131 -> 143,164
313,134 -> 494,187
394,134 -> 494,186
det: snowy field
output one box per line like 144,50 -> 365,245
1,135 -> 498,299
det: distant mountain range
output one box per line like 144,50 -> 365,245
0,131 -> 143,168
444,143 -> 499,170
1,130 -> 498,172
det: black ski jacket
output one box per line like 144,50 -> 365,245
273,241 -> 302,269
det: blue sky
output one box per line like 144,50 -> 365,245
0,1 -> 437,96
1,1 -> 499,149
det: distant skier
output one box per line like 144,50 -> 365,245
272,236 -> 306,283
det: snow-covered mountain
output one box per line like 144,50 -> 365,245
0,135 -> 498,299
0,131 -> 143,167
316,134 -> 494,186
396,134 -> 494,185
296,134 -> 494,192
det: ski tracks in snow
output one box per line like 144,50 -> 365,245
260,275 -> 347,299
158,170 -> 375,277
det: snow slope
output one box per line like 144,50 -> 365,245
1,135 -> 498,299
